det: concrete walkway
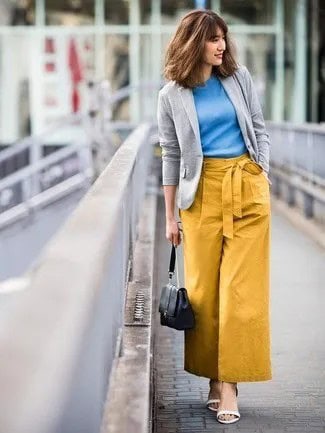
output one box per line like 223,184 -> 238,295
153,197 -> 325,433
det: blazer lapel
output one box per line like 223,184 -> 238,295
178,87 -> 201,149
219,75 -> 247,135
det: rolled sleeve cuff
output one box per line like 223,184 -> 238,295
162,177 -> 179,186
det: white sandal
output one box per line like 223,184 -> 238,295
206,379 -> 222,412
205,398 -> 220,412
216,384 -> 240,424
216,409 -> 241,424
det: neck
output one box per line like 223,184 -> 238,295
201,63 -> 213,82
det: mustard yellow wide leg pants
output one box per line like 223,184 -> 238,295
179,152 -> 272,382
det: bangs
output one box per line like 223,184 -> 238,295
205,17 -> 227,41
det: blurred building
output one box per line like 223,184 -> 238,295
0,0 -> 324,146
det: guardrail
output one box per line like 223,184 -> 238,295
0,122 -> 155,433
0,80 -> 162,225
267,122 -> 325,220
0,140 -> 92,228
0,113 -> 85,177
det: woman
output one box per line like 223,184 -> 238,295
157,9 -> 272,425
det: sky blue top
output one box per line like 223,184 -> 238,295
192,74 -> 247,157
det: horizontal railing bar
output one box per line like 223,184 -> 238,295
267,121 -> 325,134
0,24 -> 278,35
0,113 -> 84,164
0,172 -> 91,230
0,142 -> 87,190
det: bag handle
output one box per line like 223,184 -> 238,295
168,244 -> 180,288
168,244 -> 176,277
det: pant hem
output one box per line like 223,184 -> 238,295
184,366 -> 272,382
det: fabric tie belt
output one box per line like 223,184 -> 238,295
211,158 -> 264,240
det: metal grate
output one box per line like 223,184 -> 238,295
134,290 -> 146,321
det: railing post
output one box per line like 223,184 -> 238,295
287,183 -> 296,207
30,138 -> 41,197
303,192 -> 314,219
273,176 -> 281,198
21,175 -> 32,206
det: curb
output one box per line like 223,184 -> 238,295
100,179 -> 158,433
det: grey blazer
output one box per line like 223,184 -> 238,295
157,64 -> 271,210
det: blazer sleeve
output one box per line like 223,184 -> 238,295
157,91 -> 181,185
242,66 -> 271,174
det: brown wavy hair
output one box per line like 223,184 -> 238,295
164,9 -> 238,88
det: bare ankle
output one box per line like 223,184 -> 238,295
223,381 -> 237,387
209,378 -> 220,385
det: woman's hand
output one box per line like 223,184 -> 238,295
166,217 -> 182,246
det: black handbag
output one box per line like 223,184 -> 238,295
158,244 -> 195,330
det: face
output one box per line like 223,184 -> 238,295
202,27 -> 226,66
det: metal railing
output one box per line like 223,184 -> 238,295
0,80 -> 161,228
0,113 -> 85,177
0,139 -> 92,228
0,122 -> 155,433
267,121 -> 325,219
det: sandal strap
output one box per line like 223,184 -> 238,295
217,409 -> 240,418
206,398 -> 220,405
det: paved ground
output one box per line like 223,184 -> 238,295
153,196 -> 325,433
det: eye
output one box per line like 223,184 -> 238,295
212,36 -> 226,41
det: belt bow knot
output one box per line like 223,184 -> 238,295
222,159 -> 263,239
